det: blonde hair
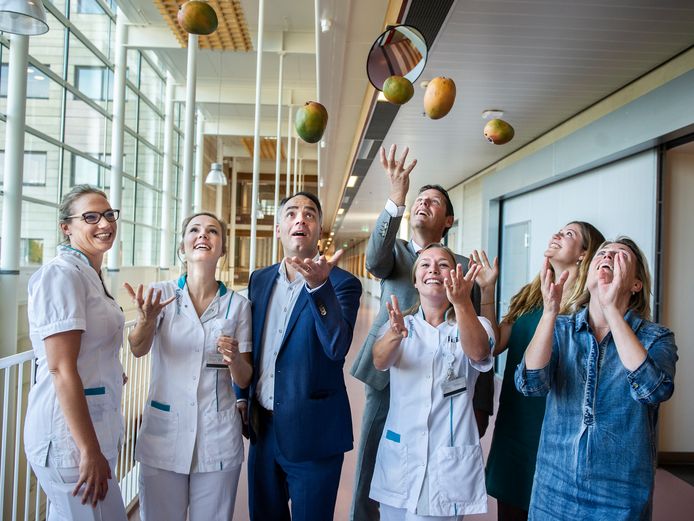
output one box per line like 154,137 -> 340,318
178,212 -> 228,272
504,221 -> 605,322
574,237 -> 652,320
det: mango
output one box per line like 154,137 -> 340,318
178,1 -> 218,36
423,77 -> 456,119
483,119 -> 515,145
383,75 -> 414,105
295,101 -> 328,143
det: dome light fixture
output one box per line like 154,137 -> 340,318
0,0 -> 49,35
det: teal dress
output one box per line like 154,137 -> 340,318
485,309 -> 545,511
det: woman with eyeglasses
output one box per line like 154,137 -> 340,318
24,185 -> 128,521
125,212 -> 252,521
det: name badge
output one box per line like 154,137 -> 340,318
206,352 -> 227,369
442,376 -> 467,398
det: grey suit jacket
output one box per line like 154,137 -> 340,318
350,208 -> 494,413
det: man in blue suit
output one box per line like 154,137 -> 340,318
238,191 -> 362,521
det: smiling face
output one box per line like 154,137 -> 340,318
181,214 -> 225,266
277,194 -> 322,259
544,223 -> 586,267
60,192 -> 117,258
587,242 -> 642,294
413,247 -> 456,300
410,188 -> 454,239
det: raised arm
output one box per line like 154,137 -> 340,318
446,263 -> 490,362
366,145 -> 417,278
469,249 -> 500,346
124,283 -> 175,357
373,296 -> 408,370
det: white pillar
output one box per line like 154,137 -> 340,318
194,109 -> 204,212
272,51 -> 285,263
181,34 -> 198,219
229,158 -> 238,283
160,71 -> 175,270
285,104 -> 292,197
314,0 -> 322,200
293,136 -> 299,193
0,34 -> 28,355
249,0 -> 265,273
215,136 -> 223,218
108,10 -> 127,272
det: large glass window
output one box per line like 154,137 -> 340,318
75,65 -> 113,101
0,151 -> 47,186
0,64 -> 50,98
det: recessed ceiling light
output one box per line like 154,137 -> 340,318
337,208 -> 345,215
482,109 -> 504,119
347,175 -> 358,188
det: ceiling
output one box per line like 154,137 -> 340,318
119,0 -> 393,228
118,0 -> 694,248
336,0 -> 694,243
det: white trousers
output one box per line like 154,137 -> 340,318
379,503 -> 463,521
31,458 -> 127,521
139,463 -> 242,521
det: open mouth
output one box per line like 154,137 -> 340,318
292,231 -> 308,237
415,209 -> 429,217
94,232 -> 112,240
549,241 -> 560,249
597,263 -> 613,273
194,243 -> 211,250
424,278 -> 443,285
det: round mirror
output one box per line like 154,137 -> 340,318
366,25 -> 428,91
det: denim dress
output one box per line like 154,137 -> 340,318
515,308 -> 677,521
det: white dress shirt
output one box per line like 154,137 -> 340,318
256,258 -> 322,410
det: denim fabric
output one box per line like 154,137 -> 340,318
515,308 -> 678,521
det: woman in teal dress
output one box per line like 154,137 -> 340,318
474,221 -> 604,521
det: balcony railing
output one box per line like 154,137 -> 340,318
0,320 -> 150,520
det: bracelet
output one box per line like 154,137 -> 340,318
480,301 -> 494,306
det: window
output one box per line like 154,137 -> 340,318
0,64 -> 50,99
0,151 -> 47,186
71,153 -> 111,187
21,238 -> 44,265
76,0 -> 106,15
75,65 -> 113,101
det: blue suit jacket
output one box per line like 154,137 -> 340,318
238,263 -> 362,462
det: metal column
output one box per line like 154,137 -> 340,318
272,51 -> 285,263
160,71 -> 175,270
249,0 -> 265,273
181,34 -> 198,219
194,109 -> 204,213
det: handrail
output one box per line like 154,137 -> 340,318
0,319 -> 149,520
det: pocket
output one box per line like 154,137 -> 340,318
136,403 -> 179,463
435,445 -> 486,504
202,408 -> 242,464
373,433 -> 408,496
85,393 -> 117,455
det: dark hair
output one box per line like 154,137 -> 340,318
418,184 -> 454,237
279,191 -> 323,222
179,212 -> 228,256
58,184 -> 109,243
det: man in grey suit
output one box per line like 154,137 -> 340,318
349,144 -> 496,521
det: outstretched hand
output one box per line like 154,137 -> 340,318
445,263 -> 480,307
539,257 -> 568,315
123,283 -> 175,325
286,249 -> 344,289
386,295 -> 407,338
380,144 -> 417,206
469,249 -> 499,290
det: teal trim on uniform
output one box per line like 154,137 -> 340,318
385,430 -> 401,443
60,245 -> 92,267
84,386 -> 105,396
224,291 -> 234,318
151,400 -> 170,412
177,274 -> 227,296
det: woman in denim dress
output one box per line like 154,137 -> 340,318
516,237 -> 677,520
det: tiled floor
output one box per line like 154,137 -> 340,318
130,293 -> 694,520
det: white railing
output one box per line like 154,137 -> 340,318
0,320 -> 151,520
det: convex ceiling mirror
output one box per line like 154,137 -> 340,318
366,25 -> 428,91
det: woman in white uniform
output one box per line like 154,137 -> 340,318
370,244 -> 495,521
25,185 -> 127,521
125,212 -> 253,521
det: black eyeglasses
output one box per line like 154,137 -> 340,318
67,209 -> 120,224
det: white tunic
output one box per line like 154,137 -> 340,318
134,276 -> 252,474
25,246 -> 125,468
370,309 -> 495,517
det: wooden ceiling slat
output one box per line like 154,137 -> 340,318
153,0 -> 252,51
